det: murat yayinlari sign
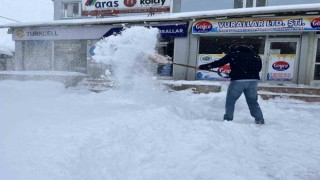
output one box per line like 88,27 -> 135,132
82,0 -> 171,16
192,16 -> 320,34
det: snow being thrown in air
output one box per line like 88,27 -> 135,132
93,26 -> 160,90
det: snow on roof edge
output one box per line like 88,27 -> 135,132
1,3 -> 320,28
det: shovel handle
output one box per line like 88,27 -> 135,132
171,62 -> 218,73
147,54 -> 219,73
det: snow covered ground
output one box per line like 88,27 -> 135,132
0,79 -> 320,180
1,23 -> 319,180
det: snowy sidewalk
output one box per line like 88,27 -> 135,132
1,80 -> 320,180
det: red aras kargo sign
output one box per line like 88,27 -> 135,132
82,0 -> 172,16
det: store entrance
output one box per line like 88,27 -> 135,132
264,39 -> 300,83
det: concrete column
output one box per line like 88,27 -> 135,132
173,37 -> 189,80
13,41 -> 23,71
171,0 -> 181,13
186,34 -> 199,80
298,32 -> 312,85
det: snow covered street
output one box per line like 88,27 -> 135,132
0,80 -> 320,180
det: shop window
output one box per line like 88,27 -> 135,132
269,35 -> 300,39
199,36 -> 265,55
54,40 -> 87,73
0,54 -> 8,70
313,39 -> 320,80
313,65 -> 320,80
62,2 -> 81,18
24,41 -> 52,71
156,38 -> 174,77
234,0 -> 267,8
270,42 -> 297,54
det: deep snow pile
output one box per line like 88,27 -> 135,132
1,26 -> 320,180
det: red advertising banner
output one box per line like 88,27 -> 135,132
82,0 -> 171,15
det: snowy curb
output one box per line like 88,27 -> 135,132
159,80 -> 222,94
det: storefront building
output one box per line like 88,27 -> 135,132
2,3 -> 320,86
161,3 -> 320,86
191,16 -> 320,85
6,21 -> 188,80
1,0 -> 186,82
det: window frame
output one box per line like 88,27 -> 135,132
23,40 -> 52,71
312,38 -> 320,81
54,40 -> 87,73
234,0 -> 267,8
61,2 -> 82,18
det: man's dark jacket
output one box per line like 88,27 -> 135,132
199,45 -> 262,81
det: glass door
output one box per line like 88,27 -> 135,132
265,39 -> 299,83
313,38 -> 320,81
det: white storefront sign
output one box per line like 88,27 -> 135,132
13,26 -> 110,40
192,16 -> 320,34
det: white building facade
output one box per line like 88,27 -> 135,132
1,0 -> 320,85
